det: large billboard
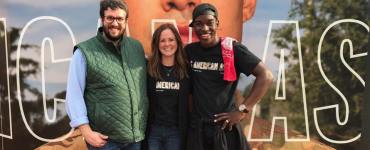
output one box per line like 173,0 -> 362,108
0,0 -> 368,149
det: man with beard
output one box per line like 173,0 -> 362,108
65,0 -> 148,149
185,3 -> 273,150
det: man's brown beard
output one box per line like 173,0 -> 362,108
103,26 -> 124,42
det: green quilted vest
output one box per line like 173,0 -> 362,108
75,30 -> 148,143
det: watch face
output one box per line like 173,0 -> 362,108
239,104 -> 246,111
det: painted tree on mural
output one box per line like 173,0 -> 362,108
267,0 -> 368,149
0,25 -> 70,149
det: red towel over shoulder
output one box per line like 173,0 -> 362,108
221,37 -> 237,82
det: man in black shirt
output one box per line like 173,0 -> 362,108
185,3 -> 273,150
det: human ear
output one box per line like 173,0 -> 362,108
242,0 -> 256,22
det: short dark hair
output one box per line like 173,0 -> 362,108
189,3 -> 218,27
100,0 -> 129,19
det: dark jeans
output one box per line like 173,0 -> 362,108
187,118 -> 249,150
148,124 -> 182,150
202,126 -> 240,150
87,140 -> 141,150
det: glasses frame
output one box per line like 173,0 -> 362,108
104,16 -> 126,24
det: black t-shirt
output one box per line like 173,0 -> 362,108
185,41 -> 261,118
147,65 -> 181,127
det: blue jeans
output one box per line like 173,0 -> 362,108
87,140 -> 141,150
148,124 -> 182,150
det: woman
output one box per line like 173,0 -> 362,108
146,23 -> 191,150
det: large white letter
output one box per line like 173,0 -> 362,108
0,18 -> 13,139
16,16 -> 75,142
248,20 -> 309,142
315,19 -> 368,144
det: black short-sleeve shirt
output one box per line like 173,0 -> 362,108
185,41 -> 261,118
147,65 -> 180,126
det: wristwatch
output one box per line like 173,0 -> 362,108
238,104 -> 249,113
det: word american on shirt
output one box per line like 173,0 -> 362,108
190,60 -> 224,71
156,81 -> 180,90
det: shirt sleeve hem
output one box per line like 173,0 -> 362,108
70,117 -> 89,128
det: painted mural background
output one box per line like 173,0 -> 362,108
0,0 -> 368,149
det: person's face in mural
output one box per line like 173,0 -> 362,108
102,8 -> 127,41
124,0 -> 256,55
